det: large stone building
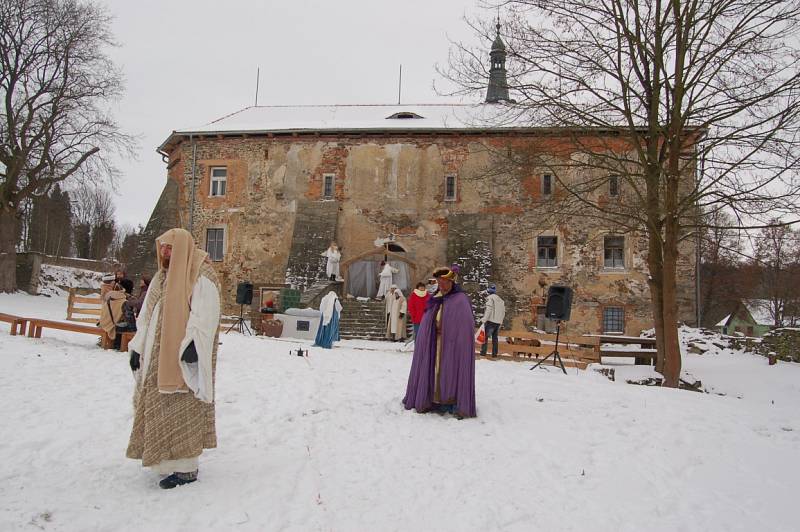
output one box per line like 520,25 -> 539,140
142,28 -> 697,336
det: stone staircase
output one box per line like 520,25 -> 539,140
338,298 -> 413,340
299,279 -> 342,308
284,199 -> 339,292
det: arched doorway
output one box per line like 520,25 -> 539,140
342,248 -> 417,298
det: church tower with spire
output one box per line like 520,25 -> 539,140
485,19 -> 512,103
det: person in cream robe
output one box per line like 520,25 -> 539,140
126,228 -> 221,489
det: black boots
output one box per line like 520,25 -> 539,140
159,470 -> 198,489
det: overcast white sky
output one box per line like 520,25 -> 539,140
104,0 -> 488,227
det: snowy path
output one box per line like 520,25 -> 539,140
1,293 -> 799,531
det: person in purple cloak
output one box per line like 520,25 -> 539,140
402,265 -> 476,418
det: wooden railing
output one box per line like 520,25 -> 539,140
66,288 -> 102,323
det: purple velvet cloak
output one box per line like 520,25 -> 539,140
402,284 -> 476,418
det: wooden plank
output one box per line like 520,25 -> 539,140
0,313 -> 28,336
600,349 -> 656,358
475,351 -> 590,369
503,330 -> 600,346
498,343 -> 597,359
69,307 -> 102,316
72,295 -> 103,305
27,318 -> 103,337
588,334 -> 657,346
67,317 -> 101,323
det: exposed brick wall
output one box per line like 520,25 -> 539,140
156,133 -> 697,331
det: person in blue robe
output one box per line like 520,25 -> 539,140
314,291 -> 342,349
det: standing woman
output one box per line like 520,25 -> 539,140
408,281 -> 430,339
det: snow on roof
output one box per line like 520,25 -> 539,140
715,314 -> 731,327
160,103 -> 529,148
744,299 -> 774,326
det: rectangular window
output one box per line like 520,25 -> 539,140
604,235 -> 625,269
542,174 -> 553,196
603,306 -> 625,334
609,175 -> 619,197
206,228 -> 224,262
323,174 -> 335,199
210,167 -> 227,197
537,236 -> 558,267
445,175 -> 457,201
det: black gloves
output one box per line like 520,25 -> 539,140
130,351 -> 140,372
130,343 -> 198,371
181,341 -> 198,363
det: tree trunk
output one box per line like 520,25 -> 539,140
647,251 -> 667,375
0,207 -> 19,293
661,238 -> 682,387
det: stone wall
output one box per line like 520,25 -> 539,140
127,178 -> 181,282
159,133 -> 696,333
15,252 -> 111,294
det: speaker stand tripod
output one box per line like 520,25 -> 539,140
529,320 -> 567,374
225,304 -> 252,335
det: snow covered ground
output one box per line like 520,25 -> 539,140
1,291 -> 799,532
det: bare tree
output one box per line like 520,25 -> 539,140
0,0 -> 134,291
446,0 -> 800,386
753,221 -> 800,327
110,222 -> 140,266
698,209 -> 754,326
69,184 -> 114,259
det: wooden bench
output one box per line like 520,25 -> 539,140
586,334 -> 657,365
482,329 -> 601,368
27,318 -> 104,340
66,288 -> 103,323
119,331 -> 135,351
0,312 -> 29,336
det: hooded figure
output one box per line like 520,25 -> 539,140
402,266 -> 476,418
321,243 -> 342,281
126,228 -> 221,489
385,285 -> 408,341
314,291 -> 342,349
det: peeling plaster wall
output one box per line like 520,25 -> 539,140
165,134 -> 696,333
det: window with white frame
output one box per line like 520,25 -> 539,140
603,306 -> 625,334
206,228 -> 225,261
537,236 -> 558,267
604,235 -> 625,269
322,174 -> 335,199
444,175 -> 457,201
210,167 -> 227,197
542,174 -> 553,196
609,175 -> 619,197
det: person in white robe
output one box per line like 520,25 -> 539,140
321,242 -> 342,281
126,228 -> 221,490
385,285 -> 408,341
376,261 -> 398,300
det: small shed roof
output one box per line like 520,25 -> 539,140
743,300 -> 775,326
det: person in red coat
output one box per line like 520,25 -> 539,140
407,281 -> 430,339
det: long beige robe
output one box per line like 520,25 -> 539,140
385,291 -> 408,340
99,290 -> 127,340
126,261 -> 220,468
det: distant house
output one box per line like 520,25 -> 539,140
715,299 -> 774,337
